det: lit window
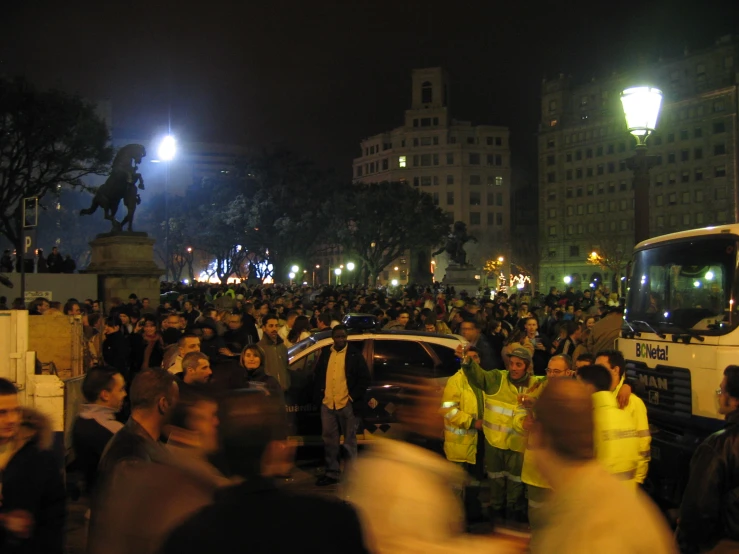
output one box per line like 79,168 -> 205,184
398,156 -> 406,168
495,176 -> 503,186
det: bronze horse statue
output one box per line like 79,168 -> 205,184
432,221 -> 478,266
80,144 -> 146,232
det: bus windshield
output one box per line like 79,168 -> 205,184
626,236 -> 739,335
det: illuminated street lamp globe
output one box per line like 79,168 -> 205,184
334,268 -> 342,276
290,265 -> 299,273
391,279 -> 399,286
288,272 -> 295,279
620,87 -> 663,145
346,262 -> 355,271
157,135 -> 177,161
563,275 -> 572,285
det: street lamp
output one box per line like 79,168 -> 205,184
185,246 -> 194,282
157,135 -> 176,280
290,265 -> 299,273
564,275 -> 572,285
334,267 -> 342,286
313,264 -> 320,287
621,86 -> 662,245
346,262 -> 355,271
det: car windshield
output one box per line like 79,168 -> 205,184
626,235 -> 739,334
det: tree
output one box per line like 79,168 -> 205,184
327,182 -> 450,285
241,149 -> 338,281
586,238 -> 629,294
0,77 -> 112,253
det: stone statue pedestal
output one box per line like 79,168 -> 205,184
81,233 -> 163,308
441,265 -> 481,296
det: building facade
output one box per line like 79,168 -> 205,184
538,35 -> 739,292
351,67 -> 512,282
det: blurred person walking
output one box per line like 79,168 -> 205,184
0,379 -> 66,554
92,386 -> 230,554
528,379 -> 675,554
343,378 -> 527,554
160,391 -> 370,554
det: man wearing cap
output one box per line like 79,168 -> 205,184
457,343 -> 538,523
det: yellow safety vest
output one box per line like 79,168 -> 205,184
593,391 -> 641,487
441,370 -> 479,464
513,377 -> 549,488
482,371 -> 532,453
613,377 -> 651,483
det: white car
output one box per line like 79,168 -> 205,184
285,327 -> 466,443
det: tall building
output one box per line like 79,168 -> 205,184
538,35 -> 739,291
352,67 -> 512,282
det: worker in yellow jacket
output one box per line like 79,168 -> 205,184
441,348 -> 484,467
596,350 -> 650,484
579,363 -> 641,486
458,344 -> 537,523
512,354 -> 573,529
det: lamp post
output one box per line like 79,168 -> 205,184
313,264 -> 320,287
157,135 -> 176,280
334,267 -> 342,286
620,86 -> 662,246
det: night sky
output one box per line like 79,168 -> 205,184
2,1 -> 737,180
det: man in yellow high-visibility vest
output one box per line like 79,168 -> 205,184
596,350 -> 650,484
441,348 -> 483,469
578,363 -> 641,487
458,344 -> 537,523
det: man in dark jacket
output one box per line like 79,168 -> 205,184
459,318 -> 503,370
103,316 -> 131,381
90,369 -> 179,553
313,325 -> 371,486
72,367 -> 126,496
160,390 -> 370,554
0,378 -> 66,554
46,246 -> 63,274
678,365 -> 739,553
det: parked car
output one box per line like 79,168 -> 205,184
286,315 -> 465,443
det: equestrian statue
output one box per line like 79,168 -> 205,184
432,221 -> 478,266
80,144 -> 146,232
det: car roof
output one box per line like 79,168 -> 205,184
287,329 -> 464,360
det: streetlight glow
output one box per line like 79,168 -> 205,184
563,275 -> 572,284
334,268 -> 342,276
290,265 -> 299,273
288,272 -> 295,279
391,279 -> 399,286
157,135 -> 176,161
346,262 -> 355,271
497,256 -> 504,263
621,87 -> 663,138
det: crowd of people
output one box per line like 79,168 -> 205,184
0,281 -> 737,553
0,245 -> 76,274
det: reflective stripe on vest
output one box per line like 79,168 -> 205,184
483,420 -> 521,435
445,425 -> 477,436
612,468 -> 636,481
485,403 -> 514,417
441,401 -> 459,408
444,408 -> 459,420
